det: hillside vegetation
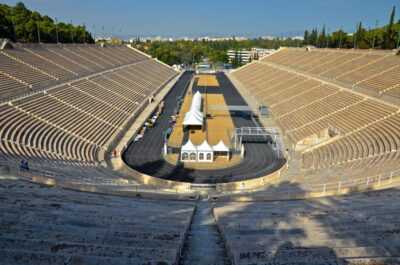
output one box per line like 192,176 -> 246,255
0,2 -> 94,43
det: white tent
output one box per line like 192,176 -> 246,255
183,109 -> 203,126
213,140 -> 230,160
198,140 -> 213,152
197,140 -> 213,162
183,91 -> 203,128
192,91 -> 202,109
213,140 -> 229,152
181,140 -> 198,162
181,139 -> 197,152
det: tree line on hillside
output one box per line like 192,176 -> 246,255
134,37 -> 301,66
303,6 -> 400,49
0,2 -> 94,43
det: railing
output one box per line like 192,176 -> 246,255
2,157 -> 399,202
213,169 -> 400,201
0,160 -> 198,200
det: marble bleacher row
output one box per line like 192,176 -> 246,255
0,43 -> 150,98
262,48 -> 400,98
232,53 -> 400,182
0,59 -> 177,174
213,188 -> 400,264
233,62 -> 399,142
0,175 -> 194,265
300,114 -> 400,182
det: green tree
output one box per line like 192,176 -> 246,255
303,30 -> 309,45
318,25 -> 326,48
309,28 -> 318,46
0,2 -> 94,43
383,6 -> 396,49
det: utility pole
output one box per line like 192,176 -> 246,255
339,25 -> 343,49
36,21 -> 41,43
92,24 -> 96,41
55,18 -> 59,43
102,26 -> 105,39
372,20 -> 378,49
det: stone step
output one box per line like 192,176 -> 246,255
0,248 -> 172,265
233,246 -> 392,264
0,237 -> 178,262
181,255 -> 231,265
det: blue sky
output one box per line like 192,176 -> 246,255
2,0 -> 399,37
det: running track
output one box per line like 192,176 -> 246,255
122,71 -> 285,183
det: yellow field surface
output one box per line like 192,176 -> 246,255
188,93 -> 234,146
168,74 -> 235,152
195,74 -> 219,87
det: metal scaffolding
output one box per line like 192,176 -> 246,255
234,127 -> 285,158
209,105 -> 254,112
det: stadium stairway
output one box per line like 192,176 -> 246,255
179,202 -> 230,265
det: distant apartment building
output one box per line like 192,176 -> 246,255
227,50 -> 251,64
251,48 -> 275,59
227,48 -> 275,64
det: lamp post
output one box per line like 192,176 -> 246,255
12,16 -> 17,41
83,23 -> 86,43
36,21 -> 41,43
354,23 -> 358,49
372,20 -> 378,49
326,27 -> 330,48
70,20 -> 74,43
55,17 -> 59,43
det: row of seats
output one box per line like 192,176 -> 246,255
233,62 -> 399,143
232,50 -> 400,184
0,44 -> 150,98
0,54 -> 177,174
0,175 -> 194,265
301,114 -> 400,182
262,48 -> 400,98
213,188 -> 400,264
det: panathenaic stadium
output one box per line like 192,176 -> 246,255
1,39 -> 400,265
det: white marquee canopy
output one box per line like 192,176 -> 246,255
180,139 -> 230,162
213,140 -> 229,152
181,139 -> 197,152
183,91 -> 203,127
